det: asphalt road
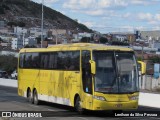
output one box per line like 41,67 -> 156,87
0,85 -> 160,120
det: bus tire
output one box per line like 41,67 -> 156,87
33,89 -> 39,105
75,96 -> 84,114
27,89 -> 33,104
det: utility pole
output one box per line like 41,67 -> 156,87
41,0 -> 44,48
141,42 -> 144,61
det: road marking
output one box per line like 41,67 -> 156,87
47,109 -> 56,111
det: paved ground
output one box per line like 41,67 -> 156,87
0,86 -> 160,120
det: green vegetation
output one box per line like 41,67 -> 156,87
149,56 -> 160,63
110,41 -> 129,46
99,37 -> 108,44
0,55 -> 18,74
24,45 -> 36,48
80,37 -> 91,43
0,7 -> 5,14
136,56 -> 142,61
7,21 -> 25,27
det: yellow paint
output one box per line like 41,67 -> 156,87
138,61 -> 146,75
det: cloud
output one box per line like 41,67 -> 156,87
32,0 -> 59,7
31,0 -> 160,33
130,0 -> 160,5
63,0 -> 97,10
137,13 -> 153,21
155,14 -> 160,21
63,0 -> 128,12
81,21 -> 95,28
130,0 -> 150,5
84,10 -> 104,16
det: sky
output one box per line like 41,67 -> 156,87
32,0 -> 160,33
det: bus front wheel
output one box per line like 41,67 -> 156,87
75,96 -> 84,114
33,90 -> 39,105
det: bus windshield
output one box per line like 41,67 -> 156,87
93,51 -> 139,94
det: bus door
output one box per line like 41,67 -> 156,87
81,50 -> 93,109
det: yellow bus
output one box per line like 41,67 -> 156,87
18,43 -> 139,113
137,61 -> 146,75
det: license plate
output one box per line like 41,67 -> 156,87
115,104 -> 122,108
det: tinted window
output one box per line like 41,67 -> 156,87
32,53 -> 40,68
40,53 -> 49,69
19,53 -> 40,68
19,51 -> 80,70
57,51 -> 80,70
24,53 -> 32,68
19,53 -> 24,68
48,53 -> 58,69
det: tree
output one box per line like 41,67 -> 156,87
24,44 -> 36,48
99,37 -> 108,44
17,21 -> 25,27
149,56 -> 160,64
0,55 -> 18,74
7,21 -> 17,28
80,37 -> 90,43
36,37 -> 41,44
111,41 -> 129,46
0,7 -> 5,14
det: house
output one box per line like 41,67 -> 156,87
140,30 -> 160,41
14,27 -> 27,35
29,27 -> 47,38
11,35 -> 37,50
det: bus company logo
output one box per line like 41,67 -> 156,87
1,112 -> 42,118
2,112 -> 11,117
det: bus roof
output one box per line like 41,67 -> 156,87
19,43 -> 133,53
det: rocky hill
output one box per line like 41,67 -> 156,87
0,0 -> 92,32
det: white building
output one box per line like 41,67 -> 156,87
29,27 -> 47,37
24,36 -> 37,47
0,21 -> 5,28
11,36 -> 37,50
0,35 -> 12,42
14,27 -> 27,35
49,29 -> 67,36
72,33 -> 92,42
11,37 -> 21,50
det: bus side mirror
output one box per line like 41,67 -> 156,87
89,60 -> 96,74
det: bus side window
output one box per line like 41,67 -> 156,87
82,50 -> 92,94
19,53 -> 24,68
40,53 -> 49,69
48,52 -> 58,69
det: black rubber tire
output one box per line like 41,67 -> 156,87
75,96 -> 84,114
27,90 -> 33,104
33,90 -> 39,105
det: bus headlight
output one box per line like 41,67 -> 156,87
93,96 -> 106,101
129,96 -> 138,100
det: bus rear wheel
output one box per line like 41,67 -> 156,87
27,90 -> 33,104
33,90 -> 39,105
75,96 -> 84,114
